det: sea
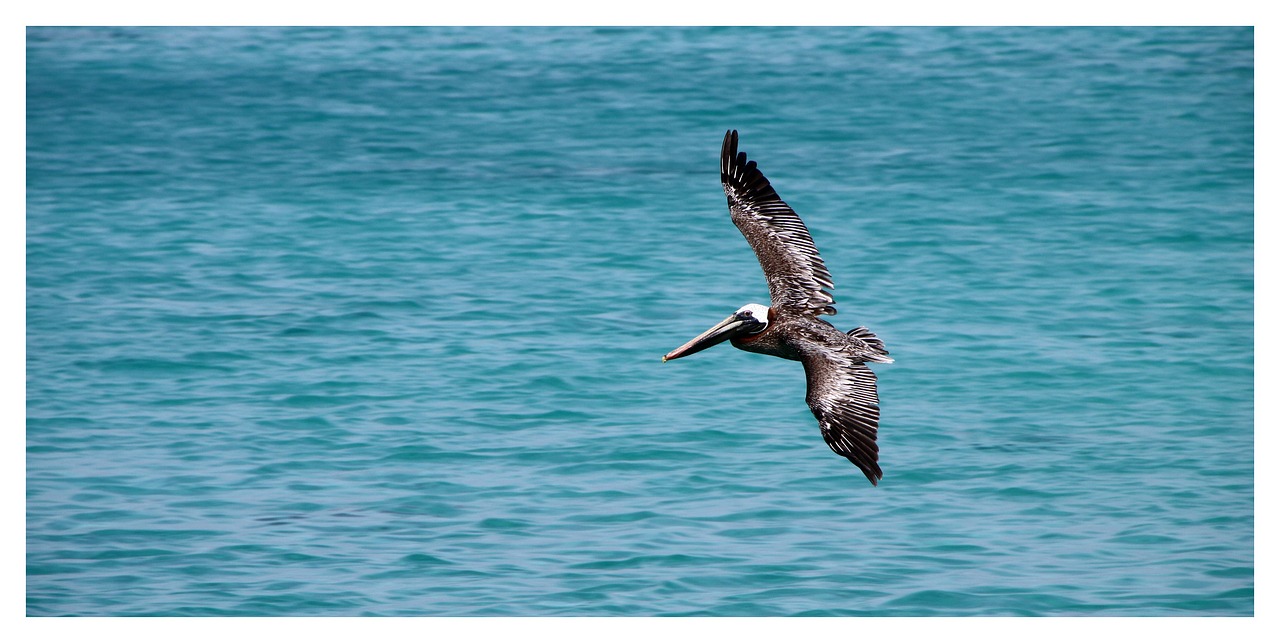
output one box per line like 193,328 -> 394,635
26,27 -> 1253,616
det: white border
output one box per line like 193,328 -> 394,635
10,5 -> 1269,641
7,1 -> 1271,27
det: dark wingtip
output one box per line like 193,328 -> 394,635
721,131 -> 781,204
865,468 -> 883,487
721,129 -> 738,176
853,458 -> 884,486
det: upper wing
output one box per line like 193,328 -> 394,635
801,350 -> 883,485
721,130 -> 837,316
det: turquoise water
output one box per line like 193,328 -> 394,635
26,27 -> 1252,616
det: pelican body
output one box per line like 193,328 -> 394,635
663,131 -> 893,486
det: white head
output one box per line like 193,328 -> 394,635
735,303 -> 771,326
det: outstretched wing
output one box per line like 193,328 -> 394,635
721,129 -> 837,316
801,350 -> 883,485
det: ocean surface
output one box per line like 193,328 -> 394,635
26,27 -> 1253,616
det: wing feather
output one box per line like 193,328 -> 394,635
801,351 -> 883,485
721,130 -> 837,316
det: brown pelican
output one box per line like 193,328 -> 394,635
662,130 -> 894,486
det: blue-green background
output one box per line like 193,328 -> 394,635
27,27 -> 1253,615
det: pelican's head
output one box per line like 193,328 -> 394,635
662,303 -> 771,362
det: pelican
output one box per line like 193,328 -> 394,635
662,130 -> 894,486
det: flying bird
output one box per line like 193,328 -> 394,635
662,130 -> 893,485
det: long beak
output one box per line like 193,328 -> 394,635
662,314 -> 748,362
